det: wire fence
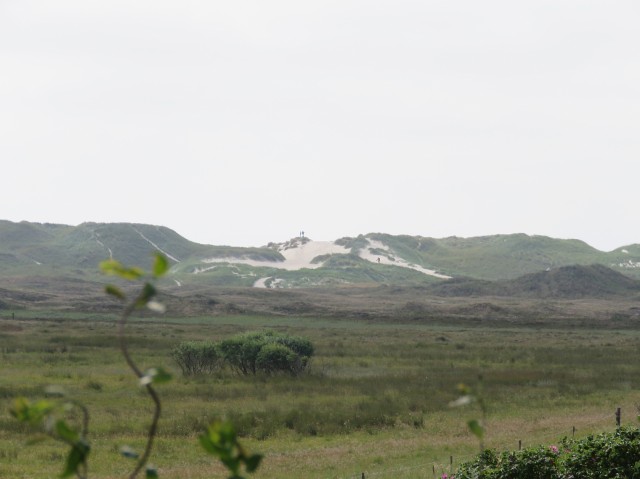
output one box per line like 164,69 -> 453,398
341,408 -> 624,479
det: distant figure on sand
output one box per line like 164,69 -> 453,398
377,257 -> 380,263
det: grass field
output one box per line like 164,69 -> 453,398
2,311 -> 640,478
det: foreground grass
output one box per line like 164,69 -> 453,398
1,313 -> 639,478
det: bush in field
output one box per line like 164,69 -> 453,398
273,333 -> 314,359
454,447 -> 560,479
171,341 -> 220,376
216,333 -> 261,375
218,331 -> 313,376
561,426 -> 640,478
454,426 -> 640,479
255,343 -> 297,375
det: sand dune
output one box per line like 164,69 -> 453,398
202,240 -> 349,271
201,237 -> 450,287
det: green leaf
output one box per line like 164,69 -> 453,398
55,420 -> 79,443
152,253 -> 169,277
140,367 -> 172,386
105,284 -> 126,300
221,456 -> 240,474
135,283 -> 157,307
201,420 -> 236,457
10,397 -> 33,422
457,383 -> 470,395
100,259 -> 145,280
201,420 -> 261,476
10,398 -> 54,424
199,434 -> 217,455
60,439 -> 90,478
99,259 -> 120,274
467,419 -> 484,440
145,465 -> 159,478
245,454 -> 263,473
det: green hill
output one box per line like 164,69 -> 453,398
506,264 -> 640,298
361,233 -> 610,280
1,221 -> 640,294
428,264 -> 640,299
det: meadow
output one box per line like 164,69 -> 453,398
2,311 -> 640,478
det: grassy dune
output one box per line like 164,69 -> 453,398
1,313 -> 639,478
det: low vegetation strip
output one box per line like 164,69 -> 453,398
172,330 -> 314,376
455,426 -> 640,479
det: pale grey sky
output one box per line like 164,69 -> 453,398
1,1 -> 639,251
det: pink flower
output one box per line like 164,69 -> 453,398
550,445 -> 559,454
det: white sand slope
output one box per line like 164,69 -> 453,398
359,239 -> 451,279
253,277 -> 271,288
200,237 -> 451,287
202,240 -> 350,271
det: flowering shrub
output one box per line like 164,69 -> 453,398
455,427 -> 640,479
562,427 -> 640,478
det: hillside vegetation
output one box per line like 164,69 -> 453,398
428,264 -> 640,299
2,221 -> 640,299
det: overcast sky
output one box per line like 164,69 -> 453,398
1,1 -> 639,252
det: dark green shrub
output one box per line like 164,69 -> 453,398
562,427 -> 640,478
455,446 -> 561,479
217,334 -> 262,375
274,334 -> 314,358
171,341 -> 220,376
454,449 -> 500,479
218,330 -> 313,376
256,343 -> 297,375
455,427 -> 640,479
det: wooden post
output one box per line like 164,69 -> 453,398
518,439 -> 522,450
572,426 -> 576,437
616,407 -> 621,428
361,473 -> 365,479
433,464 -> 435,477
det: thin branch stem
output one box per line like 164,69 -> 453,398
118,291 -> 162,479
66,399 -> 90,439
69,399 -> 90,479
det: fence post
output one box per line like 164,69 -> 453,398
518,439 -> 522,451
616,407 -> 621,428
361,473 -> 365,479
572,426 -> 576,438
